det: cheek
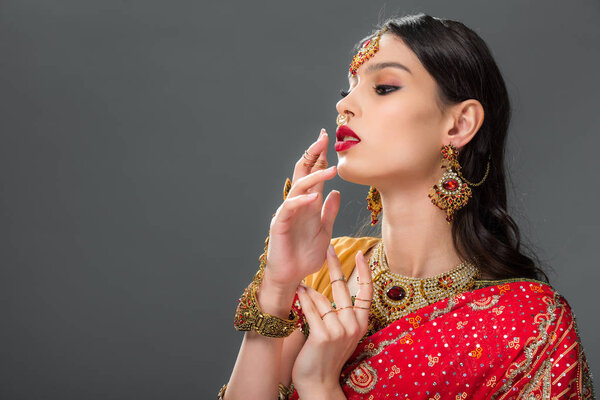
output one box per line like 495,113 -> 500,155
373,100 -> 440,169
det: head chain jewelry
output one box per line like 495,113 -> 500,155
349,26 -> 389,77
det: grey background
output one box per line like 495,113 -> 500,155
1,1 -> 598,399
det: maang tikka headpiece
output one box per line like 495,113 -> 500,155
349,27 -> 389,77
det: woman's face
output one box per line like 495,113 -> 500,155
335,33 -> 452,189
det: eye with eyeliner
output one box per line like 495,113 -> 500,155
339,85 -> 401,98
373,84 -> 401,95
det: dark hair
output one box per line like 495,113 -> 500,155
353,13 -> 550,282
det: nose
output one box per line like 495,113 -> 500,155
335,95 -> 356,121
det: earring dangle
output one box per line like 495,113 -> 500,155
428,143 -> 491,224
366,186 -> 382,225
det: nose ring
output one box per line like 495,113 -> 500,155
336,113 -> 349,127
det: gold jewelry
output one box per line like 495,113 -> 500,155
233,272 -> 300,338
357,280 -> 372,285
321,309 -> 336,319
367,240 -> 479,332
330,276 -> 346,284
283,177 -> 292,200
354,305 -> 371,310
349,27 -> 388,77
336,305 -> 354,311
336,112 -> 349,126
303,150 -> 319,162
314,160 -> 328,169
234,177 -> 303,338
428,143 -> 491,223
366,186 -> 382,225
218,382 -> 294,400
354,297 -> 372,302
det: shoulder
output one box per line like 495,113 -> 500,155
471,280 -> 595,398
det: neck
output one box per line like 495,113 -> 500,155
378,180 -> 464,278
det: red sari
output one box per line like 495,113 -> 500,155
290,278 -> 594,399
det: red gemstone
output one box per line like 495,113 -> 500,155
362,39 -> 371,48
442,179 -> 458,191
386,286 -> 406,301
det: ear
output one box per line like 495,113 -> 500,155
442,99 -> 484,148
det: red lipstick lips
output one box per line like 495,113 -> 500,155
335,126 -> 361,152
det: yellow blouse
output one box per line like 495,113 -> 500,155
302,236 -> 381,303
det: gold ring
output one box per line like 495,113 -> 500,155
353,305 -> 371,310
336,306 -> 353,311
314,160 -> 328,169
354,297 -> 372,302
357,280 -> 372,285
320,309 -> 336,319
303,151 -> 319,162
330,276 -> 346,284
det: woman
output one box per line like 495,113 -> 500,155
219,13 -> 594,399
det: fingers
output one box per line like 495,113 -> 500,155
326,245 -> 353,311
273,192 -> 320,223
287,166 -> 337,199
307,132 -> 330,194
353,250 -> 373,332
321,190 -> 341,236
311,133 -> 329,173
292,129 -> 328,183
296,286 -> 334,338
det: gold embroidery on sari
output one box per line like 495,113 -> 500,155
520,358 -> 552,399
468,294 -> 500,310
491,290 -> 560,400
341,295 -> 461,392
346,361 -> 378,394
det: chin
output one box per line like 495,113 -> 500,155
336,158 -> 372,186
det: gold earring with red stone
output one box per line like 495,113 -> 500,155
366,186 -> 382,225
428,143 -> 491,224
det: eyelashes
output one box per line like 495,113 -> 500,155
339,85 -> 401,98
374,85 -> 401,95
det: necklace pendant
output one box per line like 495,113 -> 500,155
386,285 -> 406,301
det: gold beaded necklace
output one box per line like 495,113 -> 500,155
367,240 -> 480,330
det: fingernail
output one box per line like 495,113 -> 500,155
328,244 -> 335,256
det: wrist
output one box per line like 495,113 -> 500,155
255,280 -> 299,319
295,381 -> 346,400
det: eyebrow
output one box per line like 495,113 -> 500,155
364,61 -> 413,75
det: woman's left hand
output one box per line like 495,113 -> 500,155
291,244 -> 373,395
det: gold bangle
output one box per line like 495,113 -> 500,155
233,270 -> 299,338
250,282 -> 299,338
233,176 -> 303,338
217,382 -> 295,400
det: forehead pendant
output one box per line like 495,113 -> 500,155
348,27 -> 388,77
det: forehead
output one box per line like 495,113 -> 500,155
350,33 -> 421,79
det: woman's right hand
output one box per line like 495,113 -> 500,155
262,129 -> 341,293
